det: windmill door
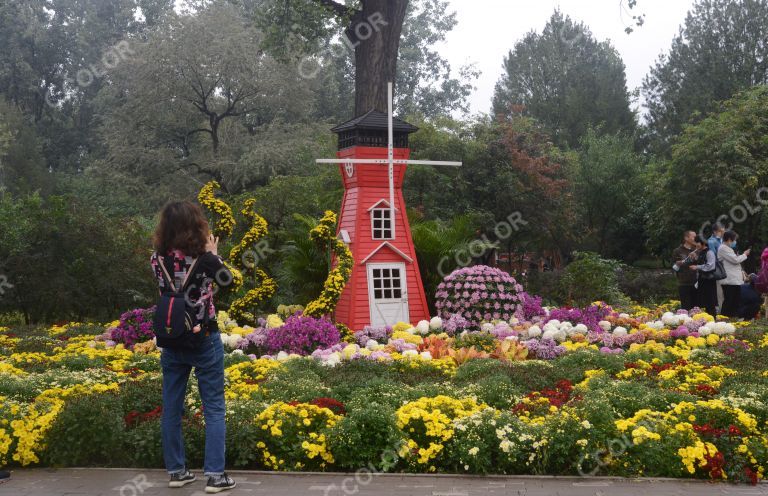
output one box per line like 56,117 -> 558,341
367,263 -> 409,327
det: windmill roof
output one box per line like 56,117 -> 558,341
331,109 -> 419,134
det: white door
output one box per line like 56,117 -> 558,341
367,263 -> 409,327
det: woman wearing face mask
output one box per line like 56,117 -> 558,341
717,230 -> 751,318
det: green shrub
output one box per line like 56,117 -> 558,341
345,379 -> 412,410
551,350 -> 626,383
560,252 -> 624,306
505,361 -> 562,393
123,419 -> 164,468
327,401 -> 403,471
456,376 -> 523,409
119,376 -> 163,416
226,399 -> 270,469
324,360 -> 396,402
43,392 -> 126,466
452,359 -> 513,384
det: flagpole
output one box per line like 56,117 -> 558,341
387,82 -> 396,240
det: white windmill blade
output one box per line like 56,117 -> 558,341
315,158 -> 462,166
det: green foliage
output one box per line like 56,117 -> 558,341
550,350 -> 627,383
261,364 -> 332,403
575,128 -> 646,261
43,392 -> 126,467
122,419 -> 164,468
560,252 -> 624,306
643,0 -> 768,153
410,214 -> 483,311
493,10 -> 636,148
0,193 -> 155,323
647,85 -> 768,258
327,401 -> 404,471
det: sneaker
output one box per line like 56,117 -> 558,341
205,473 -> 236,493
169,470 -> 196,488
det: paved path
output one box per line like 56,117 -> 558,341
1,468 -> 767,496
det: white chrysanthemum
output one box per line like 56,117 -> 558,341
365,339 -> 379,350
527,325 -> 542,338
612,326 -> 628,337
419,351 -> 432,360
324,353 -> 341,367
573,323 -> 588,334
402,349 -> 419,358
542,330 -> 557,341
429,316 -> 443,330
598,320 -> 612,332
416,320 -> 430,335
481,322 -> 496,333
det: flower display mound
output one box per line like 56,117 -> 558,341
108,306 -> 156,349
435,265 -> 524,326
264,313 -> 340,356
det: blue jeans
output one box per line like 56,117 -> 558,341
161,331 -> 226,476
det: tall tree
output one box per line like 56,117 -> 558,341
0,0 -> 173,171
575,128 -> 646,260
643,0 -> 768,154
313,0 -> 410,114
96,2 -> 315,199
647,85 -> 768,259
492,10 -> 636,148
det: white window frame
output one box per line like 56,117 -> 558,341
370,207 -> 394,240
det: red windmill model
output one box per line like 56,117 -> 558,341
317,83 -> 462,330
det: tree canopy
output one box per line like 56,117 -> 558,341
643,0 -> 768,154
492,10 -> 636,149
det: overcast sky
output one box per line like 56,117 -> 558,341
439,0 -> 696,116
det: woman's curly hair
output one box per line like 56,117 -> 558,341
153,201 -> 210,257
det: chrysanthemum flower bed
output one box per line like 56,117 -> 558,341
0,302 -> 766,483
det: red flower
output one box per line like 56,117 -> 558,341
310,397 -> 347,415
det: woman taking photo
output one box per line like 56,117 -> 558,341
717,230 -> 751,318
690,235 -> 717,316
151,201 -> 236,493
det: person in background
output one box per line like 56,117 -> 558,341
718,230 -> 751,318
690,235 -> 717,316
738,275 -> 762,320
708,222 -> 726,312
708,222 -> 725,254
673,230 -> 699,311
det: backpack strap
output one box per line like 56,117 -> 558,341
157,256 -> 177,293
180,257 -> 201,292
157,254 -> 200,293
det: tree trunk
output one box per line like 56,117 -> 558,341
346,0 -> 409,115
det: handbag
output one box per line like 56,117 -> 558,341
700,260 -> 726,281
152,256 -> 208,349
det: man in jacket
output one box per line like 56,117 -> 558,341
673,230 -> 698,311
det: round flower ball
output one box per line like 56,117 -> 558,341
434,265 -> 524,326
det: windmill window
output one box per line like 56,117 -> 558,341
371,208 -> 393,240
